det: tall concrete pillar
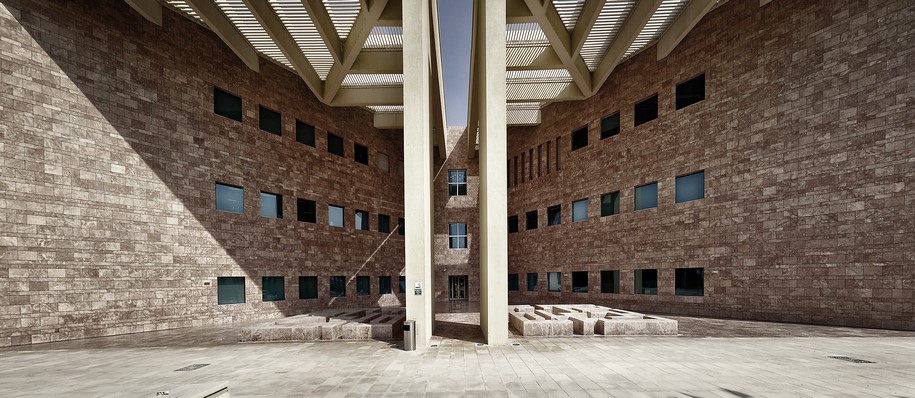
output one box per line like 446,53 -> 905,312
402,0 -> 434,346
476,0 -> 508,345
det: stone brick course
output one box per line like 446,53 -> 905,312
506,0 -> 915,330
0,0 -> 406,346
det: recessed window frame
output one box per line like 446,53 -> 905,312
547,272 -> 561,292
295,120 -> 316,147
572,198 -> 588,222
258,105 -> 282,136
217,276 -> 245,304
600,191 -> 621,217
356,275 -> 370,296
676,73 -> 706,110
354,142 -> 369,165
377,152 -> 390,172
262,276 -> 285,302
297,198 -> 316,223
448,169 -> 468,196
448,223 -> 468,249
634,269 -> 658,295
259,191 -> 283,219
526,273 -> 538,292
299,276 -> 318,299
634,182 -> 659,211
508,273 -> 520,292
327,133 -> 344,157
547,205 -> 562,226
675,170 -> 705,203
571,126 -> 588,151
329,276 -> 346,297
600,270 -> 620,294
525,210 -> 538,230
571,271 -> 588,293
379,276 -> 392,294
328,204 -> 345,228
213,87 -> 242,122
634,94 -> 659,127
675,267 -> 705,296
215,182 -> 244,214
378,214 -> 391,233
508,215 -> 519,234
601,112 -> 620,139
355,209 -> 370,231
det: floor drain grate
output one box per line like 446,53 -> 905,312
175,363 -> 210,371
829,356 -> 875,364
511,343 -> 521,347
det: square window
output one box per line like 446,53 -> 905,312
448,223 -> 468,249
378,152 -> 390,172
634,182 -> 658,210
399,276 -> 406,293
635,269 -> 658,295
262,276 -> 285,301
676,171 -> 705,203
448,169 -> 468,196
601,112 -> 620,139
508,215 -> 519,234
217,277 -> 245,304
600,270 -> 620,294
329,276 -> 346,297
526,273 -> 538,291
327,133 -> 344,156
526,210 -> 538,230
356,275 -> 370,296
634,94 -> 659,126
296,120 -> 315,146
571,126 -> 588,151
600,192 -> 620,217
355,209 -> 369,230
571,271 -> 588,293
215,183 -> 244,214
572,199 -> 588,222
378,214 -> 391,233
676,74 -> 705,110
354,143 -> 369,165
676,268 -> 704,296
547,272 -> 561,292
213,87 -> 242,122
328,205 -> 344,228
547,205 -> 562,226
398,218 -> 405,235
379,276 -> 392,294
508,274 -> 520,291
297,198 -> 316,223
260,192 -> 282,219
259,106 -> 281,135
299,276 -> 318,299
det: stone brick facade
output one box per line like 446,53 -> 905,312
506,0 -> 915,330
0,0 -> 406,347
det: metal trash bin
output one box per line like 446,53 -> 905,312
403,320 -> 415,351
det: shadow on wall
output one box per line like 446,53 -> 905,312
0,0 -> 405,345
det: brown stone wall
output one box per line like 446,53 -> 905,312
433,127 -> 480,302
0,0 -> 405,347
506,0 -> 915,330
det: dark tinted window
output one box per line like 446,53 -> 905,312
378,214 -> 391,233
508,274 -> 519,291
634,94 -> 658,126
356,276 -> 370,295
571,271 -> 588,293
634,182 -> 658,210
327,133 -> 344,156
600,270 -> 619,293
526,273 -> 538,291
449,223 -> 468,249
296,120 -> 315,146
354,143 -> 369,165
399,276 -> 406,293
215,183 -> 244,213
601,112 -> 620,139
398,218 -> 405,236
330,276 -> 346,297
508,215 -> 519,234
676,74 -> 705,109
601,191 -> 620,216
355,210 -> 369,230
676,171 -> 705,203
571,126 -> 588,151
259,106 -> 281,135
676,268 -> 704,296
262,276 -> 285,301
297,198 -> 316,223
214,87 -> 242,122
526,210 -> 538,230
635,269 -> 658,295
379,276 -> 392,294
547,205 -> 561,226
217,277 -> 245,304
299,276 -> 318,299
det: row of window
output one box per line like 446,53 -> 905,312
508,170 -> 705,233
215,182 -> 405,234
510,74 -> 706,188
213,87 -> 404,176
217,275 -> 408,304
508,268 -> 705,296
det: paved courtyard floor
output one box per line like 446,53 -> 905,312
1,307 -> 914,397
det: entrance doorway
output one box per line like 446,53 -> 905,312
449,275 -> 468,300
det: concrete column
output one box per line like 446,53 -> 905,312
477,0 -> 508,345
402,0 -> 434,346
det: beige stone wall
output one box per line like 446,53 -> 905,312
0,0 -> 406,346
506,0 -> 915,330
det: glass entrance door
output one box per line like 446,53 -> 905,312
449,275 -> 468,300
